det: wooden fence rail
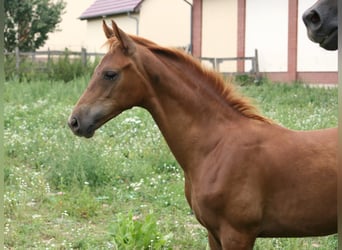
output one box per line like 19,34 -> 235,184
4,47 -> 259,79
4,48 -> 105,72
199,49 -> 260,79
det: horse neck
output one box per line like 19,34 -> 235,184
137,49 -> 249,169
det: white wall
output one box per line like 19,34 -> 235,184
40,0 -> 93,51
201,0 -> 238,72
86,15 -> 139,53
139,0 -> 191,47
297,0 -> 337,71
245,0 -> 288,72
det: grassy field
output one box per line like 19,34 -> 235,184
4,77 -> 338,249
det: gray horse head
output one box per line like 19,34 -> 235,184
302,0 -> 337,50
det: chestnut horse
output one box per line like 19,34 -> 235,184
302,0 -> 338,50
68,21 -> 337,249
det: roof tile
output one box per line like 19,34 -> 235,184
80,0 -> 143,20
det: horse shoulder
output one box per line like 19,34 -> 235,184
189,128 -> 270,230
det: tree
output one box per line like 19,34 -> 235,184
4,0 -> 66,52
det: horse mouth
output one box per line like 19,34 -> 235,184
319,28 -> 338,50
81,125 -> 96,138
68,112 -> 106,138
68,117 -> 96,138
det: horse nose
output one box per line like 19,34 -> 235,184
303,9 -> 322,29
68,116 -> 80,132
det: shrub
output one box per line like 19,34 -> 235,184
234,74 -> 268,86
45,142 -> 114,190
48,49 -> 97,82
4,49 -> 100,82
109,211 -> 170,249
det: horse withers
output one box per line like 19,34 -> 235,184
302,0 -> 338,50
68,21 -> 337,249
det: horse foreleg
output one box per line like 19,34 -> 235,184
220,227 -> 256,250
208,226 -> 256,250
208,231 -> 222,250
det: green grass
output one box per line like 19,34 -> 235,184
4,78 -> 338,249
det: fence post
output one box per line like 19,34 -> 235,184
15,47 -> 20,72
214,58 -> 218,71
81,48 -> 87,66
47,48 -> 51,63
31,50 -> 35,64
254,49 -> 260,80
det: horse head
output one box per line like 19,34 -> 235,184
68,21 -> 146,138
302,0 -> 337,50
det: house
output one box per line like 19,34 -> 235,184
79,0 -> 191,52
43,0 -> 338,84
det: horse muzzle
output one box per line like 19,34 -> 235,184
302,7 -> 338,51
68,114 -> 96,138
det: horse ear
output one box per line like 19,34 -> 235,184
111,20 -> 136,55
103,20 -> 114,39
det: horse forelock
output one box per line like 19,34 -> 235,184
104,37 -> 122,52
105,35 -> 272,124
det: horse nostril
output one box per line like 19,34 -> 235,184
68,116 -> 79,131
303,9 -> 322,28
309,10 -> 321,24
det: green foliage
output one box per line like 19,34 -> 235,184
233,74 -> 273,86
4,51 -> 100,82
4,55 -> 46,81
4,0 -> 66,52
55,186 -> 101,219
234,74 -> 260,85
4,78 -> 338,249
45,140 -> 114,190
255,235 -> 338,250
109,211 -> 170,249
241,81 -> 338,130
3,55 -> 16,80
48,49 -> 95,83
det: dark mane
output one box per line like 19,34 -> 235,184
107,35 -> 272,124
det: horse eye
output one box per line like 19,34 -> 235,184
103,71 -> 118,81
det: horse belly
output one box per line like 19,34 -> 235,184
259,216 -> 337,237
259,132 -> 337,236
260,170 -> 337,236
